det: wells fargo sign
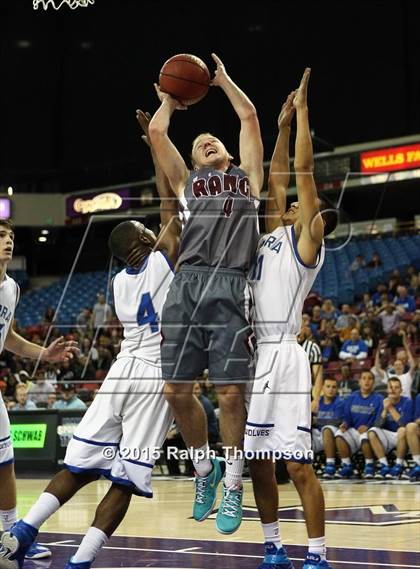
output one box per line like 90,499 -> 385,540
360,143 -> 420,173
66,189 -> 130,217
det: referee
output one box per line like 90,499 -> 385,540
298,324 -> 324,410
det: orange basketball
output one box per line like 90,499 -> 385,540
159,54 -> 210,106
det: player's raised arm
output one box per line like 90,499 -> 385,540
137,109 -> 180,267
293,68 -> 323,266
148,86 -> 189,198
211,53 -> 264,199
266,91 -> 295,233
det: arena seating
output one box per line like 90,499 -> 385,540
15,234 -> 420,327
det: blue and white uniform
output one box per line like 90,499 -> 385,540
312,396 -> 344,453
65,251 -> 174,497
368,396 -> 413,454
0,274 -> 20,468
244,225 -> 324,463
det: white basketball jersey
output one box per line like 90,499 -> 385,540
251,225 -> 324,340
0,274 -> 19,353
113,251 -> 174,365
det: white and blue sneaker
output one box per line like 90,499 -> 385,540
215,484 -> 243,534
65,558 -> 92,568
302,552 -> 333,568
322,465 -> 336,479
257,542 -> 295,568
336,464 -> 353,479
386,464 -> 403,480
362,463 -> 375,479
0,520 -> 45,569
375,464 -> 390,479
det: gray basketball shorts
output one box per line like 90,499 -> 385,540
161,265 -> 255,384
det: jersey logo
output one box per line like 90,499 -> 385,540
263,381 -> 271,392
137,293 -> 159,332
192,173 -> 250,199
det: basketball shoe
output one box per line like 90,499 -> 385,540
193,456 -> 225,522
257,542 -> 295,568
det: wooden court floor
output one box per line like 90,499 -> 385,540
15,477 -> 420,568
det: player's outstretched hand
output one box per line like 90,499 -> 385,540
44,336 -> 80,363
136,110 -> 152,146
210,53 -> 229,87
153,83 -> 187,111
278,91 -> 296,129
293,67 -> 311,109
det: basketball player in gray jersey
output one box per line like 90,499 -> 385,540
149,53 -> 264,534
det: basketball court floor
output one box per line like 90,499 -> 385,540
15,477 -> 419,568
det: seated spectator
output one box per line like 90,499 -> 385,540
319,321 -> 340,363
350,255 -> 366,272
52,383 -> 87,410
372,283 -> 390,306
14,369 -> 33,389
388,276 -> 400,297
44,363 -> 59,385
378,303 -> 400,334
339,328 -> 368,361
11,384 -> 37,411
47,392 -> 57,409
311,377 -> 344,479
359,293 -> 373,313
360,307 -> 383,338
76,307 -> 92,335
2,369 -> 18,400
405,393 -> 420,481
339,316 -> 359,342
360,324 -> 378,355
367,253 -> 382,268
394,285 -> 416,313
80,337 -> 98,364
337,364 -> 359,397
310,305 -> 323,336
58,360 -> 76,383
368,377 -> 413,479
335,371 -> 383,479
320,299 -> 339,322
408,274 -> 419,298
371,342 -> 391,389
28,368 -> 55,406
43,307 -> 55,324
335,304 -> 353,330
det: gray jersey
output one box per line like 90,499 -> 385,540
178,165 -> 260,271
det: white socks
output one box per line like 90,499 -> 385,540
396,458 -> 404,465
414,455 -> 420,466
326,458 -> 335,465
225,455 -> 244,488
0,507 -> 17,531
23,493 -> 61,529
308,536 -> 326,561
379,457 -> 388,466
72,527 -> 108,563
365,459 -> 374,465
262,521 -> 282,549
190,443 -> 212,477
342,457 -> 351,465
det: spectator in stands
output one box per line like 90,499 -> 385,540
337,364 -> 359,398
47,392 -> 57,409
311,377 -> 344,479
394,285 -> 416,313
15,369 -> 32,389
76,307 -> 92,335
367,253 -> 382,268
52,383 -> 87,410
405,393 -> 420,481
372,283 -> 389,306
58,359 -> 76,383
335,304 -> 353,330
298,326 -> 323,406
391,341 -> 416,398
360,323 -> 378,355
43,307 -> 55,324
368,377 -> 413,480
193,382 -> 219,444
319,321 -> 340,363
378,302 -> 400,334
350,254 -> 366,272
372,342 -> 391,389
360,307 -> 383,338
80,337 -> 98,364
2,368 -> 18,399
28,368 -> 55,406
92,292 -> 113,330
359,293 -> 373,313
408,274 -> 419,298
10,384 -> 37,411
310,305 -> 323,336
339,316 -> 359,342
95,346 -> 113,380
109,328 -> 122,357
44,362 -> 59,385
335,371 -> 383,479
320,298 -> 339,322
339,328 -> 368,362
388,275 -> 400,297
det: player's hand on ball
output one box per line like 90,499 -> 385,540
44,336 -> 80,363
154,83 -> 187,111
293,67 -> 311,109
136,110 -> 152,146
210,53 -> 229,87
278,91 -> 296,129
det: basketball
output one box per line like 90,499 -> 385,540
159,54 -> 210,106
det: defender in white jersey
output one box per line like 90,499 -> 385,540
246,72 -> 338,569
0,111 -> 181,569
0,219 -> 78,566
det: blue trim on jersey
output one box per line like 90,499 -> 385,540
290,225 -> 320,269
246,421 -> 275,428
123,458 -> 154,469
0,435 -> 11,443
72,435 -> 119,447
125,255 -> 150,275
0,458 -> 14,469
159,250 -> 175,273
297,426 -> 311,434
64,463 -> 109,477
108,474 -> 153,498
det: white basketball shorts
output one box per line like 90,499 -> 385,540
64,356 -> 173,498
0,395 -> 13,467
244,338 -> 313,463
368,427 -> 398,454
335,427 -> 368,456
312,425 -> 339,454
